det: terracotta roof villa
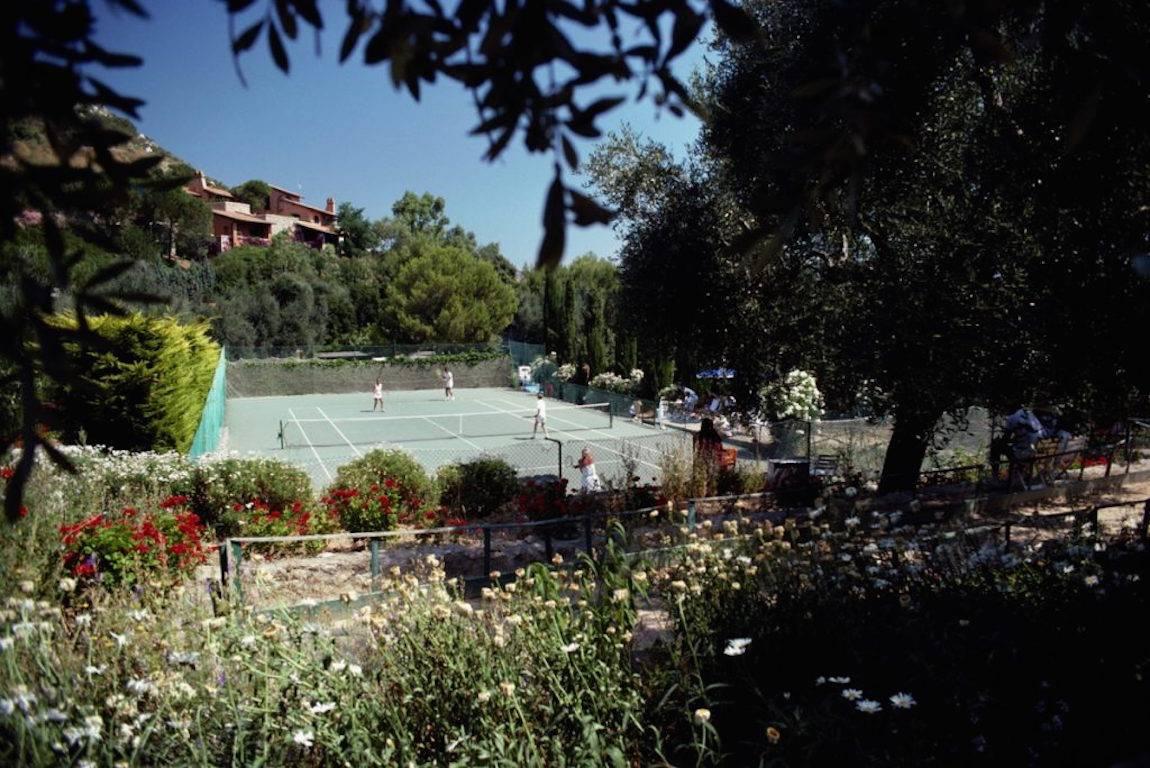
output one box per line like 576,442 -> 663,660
185,172 -> 339,252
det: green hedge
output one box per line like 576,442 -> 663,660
229,350 -> 507,370
52,314 -> 220,453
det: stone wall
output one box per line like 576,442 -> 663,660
227,357 -> 514,397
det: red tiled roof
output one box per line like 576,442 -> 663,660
212,209 -> 270,225
278,197 -> 336,218
293,219 -> 336,234
268,183 -> 301,197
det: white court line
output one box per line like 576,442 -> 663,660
492,396 -> 672,460
316,407 -> 362,458
419,415 -> 486,451
288,407 -> 333,482
476,399 -> 663,474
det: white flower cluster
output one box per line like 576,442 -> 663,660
759,369 -> 825,422
589,369 -> 644,394
554,363 -> 576,382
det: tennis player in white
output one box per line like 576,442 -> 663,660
532,393 -> 548,438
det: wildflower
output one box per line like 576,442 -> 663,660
828,676 -> 851,685
11,622 -> 35,638
292,730 -> 315,748
85,664 -> 107,676
724,638 -> 752,656
58,578 -> 77,593
551,553 -> 563,565
330,660 -> 347,673
1084,575 -> 1100,587
18,580 -> 35,594
0,698 -> 14,716
670,580 -> 688,592
612,588 -> 630,603
128,610 -> 149,622
560,642 -> 579,654
240,635 -> 256,647
309,701 -> 336,715
0,637 -> 13,651
499,681 -> 516,696
693,708 -> 711,724
168,651 -> 200,666
766,725 -> 781,744
856,699 -> 882,713
841,688 -> 863,701
110,631 -> 129,648
476,690 -> 492,704
889,692 -> 917,709
348,664 -> 363,677
126,678 -> 155,697
815,676 -> 827,685
844,517 -> 860,528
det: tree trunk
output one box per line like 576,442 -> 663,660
878,410 -> 940,494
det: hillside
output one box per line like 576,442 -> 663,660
3,106 -> 215,184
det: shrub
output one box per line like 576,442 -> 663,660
438,456 -> 519,520
325,449 -> 431,532
516,477 -> 569,521
235,498 -> 336,555
59,498 -> 207,588
50,313 -> 221,453
177,457 -> 313,537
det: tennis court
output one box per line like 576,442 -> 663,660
225,387 -> 690,488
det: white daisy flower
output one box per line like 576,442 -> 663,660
292,730 -> 314,748
828,676 -> 851,685
309,701 -> 336,715
560,642 -> 579,654
724,638 -> 752,656
841,688 -> 863,701
856,699 -> 882,714
889,692 -> 917,709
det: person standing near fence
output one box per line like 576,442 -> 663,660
442,367 -> 455,400
575,447 -> 603,492
372,377 -> 384,412
532,393 -> 549,438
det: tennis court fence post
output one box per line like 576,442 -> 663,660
370,540 -> 381,591
483,527 -> 492,578
218,542 -> 229,586
545,437 -> 563,480
229,540 -> 244,601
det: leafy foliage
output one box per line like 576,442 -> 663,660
325,449 -> 432,532
437,456 -> 519,521
50,314 -> 220,454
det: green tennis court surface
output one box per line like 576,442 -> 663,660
226,387 -> 690,488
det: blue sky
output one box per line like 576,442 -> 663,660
90,2 -> 707,268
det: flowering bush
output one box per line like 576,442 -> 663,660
554,362 -> 576,382
516,477 -> 569,521
176,457 -> 313,537
324,449 -> 431,531
232,498 -> 336,554
589,369 -> 644,394
59,498 -> 207,587
656,510 -> 1150,767
758,369 -> 825,422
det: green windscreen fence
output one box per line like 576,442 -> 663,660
189,348 -> 227,458
507,340 -> 545,366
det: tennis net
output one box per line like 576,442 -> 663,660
278,402 -> 613,449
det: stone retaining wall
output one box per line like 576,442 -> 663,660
227,357 -> 514,397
